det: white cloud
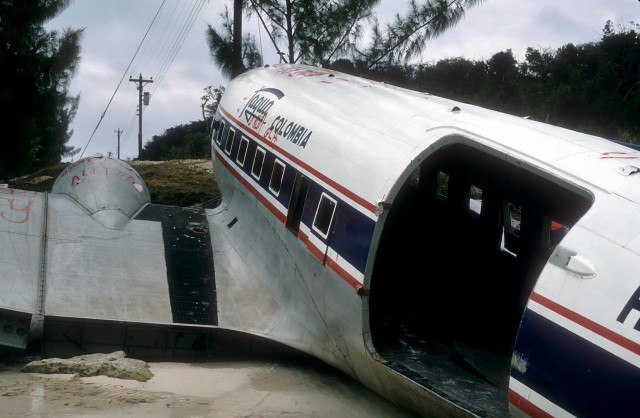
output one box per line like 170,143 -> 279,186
48,0 -> 640,160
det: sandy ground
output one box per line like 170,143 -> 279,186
0,356 -> 416,417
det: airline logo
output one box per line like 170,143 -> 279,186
238,87 -> 312,149
239,87 -> 284,132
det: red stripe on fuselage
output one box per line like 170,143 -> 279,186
508,388 -> 554,418
531,292 -> 640,356
214,148 -> 361,291
219,106 -> 377,214
214,149 -> 286,223
298,230 -> 325,264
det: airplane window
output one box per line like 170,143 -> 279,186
436,171 -> 449,200
224,128 -> 236,155
469,184 -> 483,214
269,160 -> 286,196
312,193 -> 337,239
501,201 -> 521,256
236,136 -> 249,166
251,147 -> 266,180
215,121 -> 225,145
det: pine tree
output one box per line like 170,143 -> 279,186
205,0 -> 485,78
0,0 -> 82,180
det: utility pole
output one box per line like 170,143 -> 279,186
232,0 -> 243,77
129,73 -> 153,157
114,128 -> 122,159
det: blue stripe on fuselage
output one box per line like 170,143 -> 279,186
513,309 -> 639,417
214,113 -> 375,275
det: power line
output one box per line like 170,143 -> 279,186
79,0 -> 207,159
79,0 -> 167,159
149,0 -> 206,95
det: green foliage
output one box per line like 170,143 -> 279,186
389,20 -> 640,145
362,0 -> 485,69
515,21 -> 640,142
138,120 -> 211,161
133,159 -> 219,207
156,18 -> 640,161
201,86 -> 225,121
0,0 -> 82,180
268,0 -> 382,66
206,1 -> 484,75
205,5 -> 263,79
412,57 -> 487,101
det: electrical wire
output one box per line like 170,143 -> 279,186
79,0 -> 167,159
82,0 -> 207,159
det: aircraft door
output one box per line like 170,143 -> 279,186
286,173 -> 310,236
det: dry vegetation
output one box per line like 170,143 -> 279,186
6,159 -> 221,208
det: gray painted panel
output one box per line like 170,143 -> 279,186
44,195 -> 173,323
0,189 -> 43,313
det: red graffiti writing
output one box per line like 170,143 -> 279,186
263,125 -> 279,145
65,160 -> 141,188
248,113 -> 268,133
272,65 -> 329,78
57,157 -> 93,179
114,171 -> 136,184
70,165 -> 110,186
0,196 -> 32,224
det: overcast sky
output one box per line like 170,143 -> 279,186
47,0 -> 640,161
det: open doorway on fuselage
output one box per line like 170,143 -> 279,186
368,142 -> 592,416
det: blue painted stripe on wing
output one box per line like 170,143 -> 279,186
513,309 -> 640,418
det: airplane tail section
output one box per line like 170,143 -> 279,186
0,154 -> 217,352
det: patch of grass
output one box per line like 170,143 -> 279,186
132,160 -> 220,207
6,159 -> 220,208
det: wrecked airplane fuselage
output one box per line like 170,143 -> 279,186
1,64 -> 639,417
